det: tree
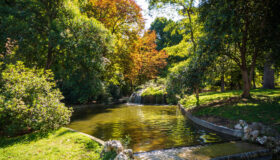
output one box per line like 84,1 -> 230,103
82,0 -> 145,92
55,2 -> 114,103
0,0 -> 66,69
199,0 -> 272,98
125,31 -> 168,88
261,1 -> 280,89
83,0 -> 144,34
150,17 -> 183,50
148,0 -> 202,100
0,0 -> 114,104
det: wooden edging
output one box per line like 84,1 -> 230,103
178,104 -> 243,138
65,127 -> 105,146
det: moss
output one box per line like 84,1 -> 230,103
142,86 -> 166,96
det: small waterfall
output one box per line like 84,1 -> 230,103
128,89 -> 144,104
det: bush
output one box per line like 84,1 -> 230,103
0,62 -> 73,136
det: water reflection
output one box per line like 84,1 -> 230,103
68,105 -> 226,152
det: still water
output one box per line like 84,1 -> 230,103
68,104 -> 228,152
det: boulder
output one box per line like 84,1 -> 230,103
124,149 -> 134,159
239,120 -> 248,127
244,125 -> 252,134
251,122 -> 265,131
114,152 -> 129,160
104,140 -> 124,154
234,124 -> 243,130
250,130 -> 260,140
242,133 -> 250,141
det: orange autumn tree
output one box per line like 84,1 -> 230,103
83,0 -> 144,86
125,31 -> 168,86
84,0 -> 144,34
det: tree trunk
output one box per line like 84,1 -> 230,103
221,72 -> 225,92
195,87 -> 199,106
45,41 -> 53,69
252,71 -> 256,89
241,68 -> 251,98
186,10 -> 196,53
263,61 -> 275,89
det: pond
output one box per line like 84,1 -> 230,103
68,104 -> 231,152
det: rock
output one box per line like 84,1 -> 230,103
242,133 -> 250,141
250,130 -> 259,140
239,120 -> 247,127
251,122 -> 264,131
114,152 -> 129,160
256,136 -> 267,145
244,125 -> 252,134
104,140 -> 124,154
124,149 -> 134,159
273,146 -> 280,154
234,124 -> 243,130
267,136 -> 276,142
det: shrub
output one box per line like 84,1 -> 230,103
0,62 -> 72,136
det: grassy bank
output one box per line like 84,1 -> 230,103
0,128 -> 105,160
180,89 -> 280,131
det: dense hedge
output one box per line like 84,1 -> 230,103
0,62 -> 72,136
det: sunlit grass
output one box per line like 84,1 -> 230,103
0,128 -> 104,160
180,88 -> 280,131
180,88 -> 280,109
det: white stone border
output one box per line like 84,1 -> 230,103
65,127 -> 105,145
178,104 -> 244,138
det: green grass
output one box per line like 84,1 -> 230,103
0,128 -> 104,160
181,89 -> 280,131
180,88 -> 280,109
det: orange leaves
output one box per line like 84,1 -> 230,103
85,0 -> 144,34
125,31 -> 168,85
84,0 -> 165,87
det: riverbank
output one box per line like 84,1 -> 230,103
0,127 -> 112,160
180,89 -> 280,132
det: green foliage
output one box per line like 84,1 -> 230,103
140,79 -> 167,96
55,2 -> 114,104
142,87 -> 166,96
0,128 -> 103,160
0,62 -> 72,136
150,17 -> 183,51
0,0 -> 114,104
120,135 -> 132,149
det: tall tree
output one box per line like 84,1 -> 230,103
82,0 -> 145,88
125,31 -> 168,87
0,0 -> 114,104
200,0 -> 271,98
149,0 -> 203,101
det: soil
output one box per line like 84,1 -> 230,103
197,115 -> 237,129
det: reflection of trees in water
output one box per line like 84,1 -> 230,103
70,105 -> 225,151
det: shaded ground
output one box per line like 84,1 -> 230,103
134,141 -> 267,160
181,89 -> 280,132
0,127 -> 109,160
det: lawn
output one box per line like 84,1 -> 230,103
0,128 -> 105,160
180,89 -> 280,131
